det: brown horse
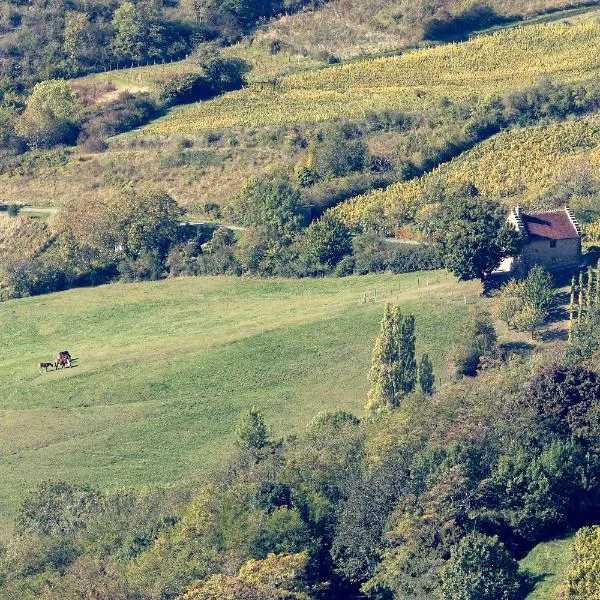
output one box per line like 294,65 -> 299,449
54,351 -> 72,369
38,362 -> 53,373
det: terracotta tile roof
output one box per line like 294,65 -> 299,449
521,209 -> 579,240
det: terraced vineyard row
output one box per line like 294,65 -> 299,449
333,117 -> 600,230
146,23 -> 600,133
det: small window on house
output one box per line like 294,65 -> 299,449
550,239 -> 557,248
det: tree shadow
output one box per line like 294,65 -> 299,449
537,327 -> 569,342
499,341 -> 536,358
521,572 -> 552,597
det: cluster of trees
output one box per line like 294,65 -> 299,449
494,266 -> 555,338
0,168 -> 532,300
1,47 -> 252,156
364,303 -> 433,416
0,0 -> 315,87
1,314 -> 599,598
0,176 -> 441,299
0,0 -> 193,86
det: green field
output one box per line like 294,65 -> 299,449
0,272 -> 478,528
521,535 -> 575,598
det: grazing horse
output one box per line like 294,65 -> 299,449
54,350 -> 72,369
38,362 -> 53,373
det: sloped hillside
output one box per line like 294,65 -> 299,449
146,23 -> 600,133
254,0 -> 598,59
334,116 -> 600,230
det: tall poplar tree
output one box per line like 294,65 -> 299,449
399,314 -> 417,395
365,303 -> 417,416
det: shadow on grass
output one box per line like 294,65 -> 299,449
499,341 -> 536,358
521,571 -> 552,597
537,327 -> 569,342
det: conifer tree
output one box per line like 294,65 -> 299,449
365,303 -> 402,415
365,304 -> 417,416
578,271 -> 584,322
399,314 -> 417,395
235,406 -> 269,455
418,354 -> 434,395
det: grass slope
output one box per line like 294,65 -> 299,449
254,0 -> 599,60
146,23 -> 600,134
520,535 -> 575,599
0,272 -> 478,527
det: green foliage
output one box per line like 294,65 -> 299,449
523,266 -> 554,317
17,481 -> 98,537
450,307 -> 497,376
567,526 -> 600,599
513,304 -> 546,339
495,267 -> 554,338
306,123 -> 370,182
525,363 -> 600,443
365,304 -> 417,415
112,0 -> 190,65
431,188 -> 522,282
568,310 -> 600,360
418,354 -> 434,395
300,213 -> 352,269
440,533 -> 523,600
111,188 -> 184,260
399,314 -> 417,395
494,279 -> 526,328
489,440 -> 591,543
15,80 -> 78,149
235,406 -> 270,454
228,173 -> 306,240
181,552 -> 310,600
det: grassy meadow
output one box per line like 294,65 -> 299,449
0,272 -> 479,528
520,535 -> 575,599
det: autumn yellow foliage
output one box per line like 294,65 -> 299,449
147,23 -> 600,134
333,116 -> 600,231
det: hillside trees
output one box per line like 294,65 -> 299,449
449,308 -> 497,377
440,533 -> 523,600
430,187 -> 522,283
1,349 -> 600,597
181,552 -> 310,599
494,266 -> 554,338
300,213 -> 352,270
235,406 -> 270,458
113,0 -> 191,65
15,80 -> 78,148
418,354 -> 434,395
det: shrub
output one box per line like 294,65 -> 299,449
567,526 -> 600,599
157,73 -> 212,107
440,533 -> 523,600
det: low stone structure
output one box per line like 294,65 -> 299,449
498,206 -> 582,274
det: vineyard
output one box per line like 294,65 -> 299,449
146,23 -> 600,134
333,116 -> 600,231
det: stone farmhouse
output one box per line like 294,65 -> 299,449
498,206 -> 582,274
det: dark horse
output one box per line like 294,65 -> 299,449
54,350 -> 72,369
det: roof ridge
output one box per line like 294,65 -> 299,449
523,208 -> 570,215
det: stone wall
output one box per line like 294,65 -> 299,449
518,237 -> 581,272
